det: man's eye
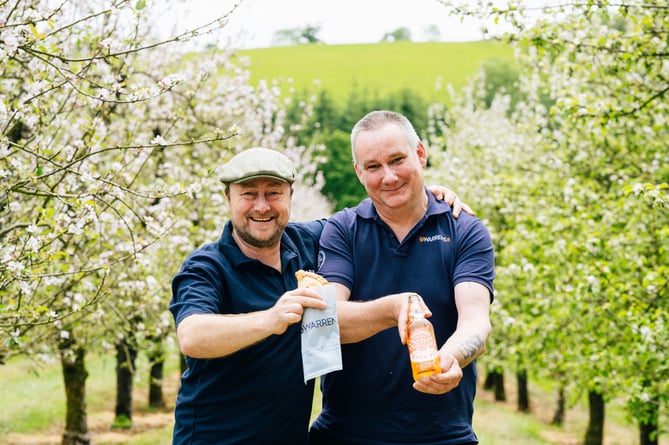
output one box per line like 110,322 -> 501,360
390,157 -> 404,165
366,164 -> 379,170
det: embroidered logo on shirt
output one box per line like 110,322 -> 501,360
419,234 -> 451,243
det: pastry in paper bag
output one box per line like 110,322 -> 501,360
296,270 -> 343,382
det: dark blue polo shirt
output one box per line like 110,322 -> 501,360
170,219 -> 325,445
311,189 -> 495,444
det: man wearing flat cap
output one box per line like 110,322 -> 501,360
169,147 -> 466,444
170,147 -> 327,445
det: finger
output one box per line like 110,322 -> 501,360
295,296 -> 327,310
451,197 -> 463,219
432,185 -> 447,201
415,295 -> 432,317
303,299 -> 328,310
462,203 -> 476,216
285,291 -> 325,307
412,378 -> 449,395
278,304 -> 304,326
413,369 -> 461,394
291,288 -> 323,299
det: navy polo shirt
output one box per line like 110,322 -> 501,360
311,188 -> 495,445
170,219 -> 325,445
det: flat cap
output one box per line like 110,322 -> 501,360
218,147 -> 296,184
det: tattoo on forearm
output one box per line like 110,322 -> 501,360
458,334 -> 485,361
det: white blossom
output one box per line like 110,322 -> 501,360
19,280 -> 33,294
67,222 -> 83,235
7,261 -> 25,275
150,134 -> 168,146
158,73 -> 186,89
99,37 -> 120,50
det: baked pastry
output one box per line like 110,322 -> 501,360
295,270 -> 328,288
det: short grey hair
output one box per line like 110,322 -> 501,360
350,110 -> 420,165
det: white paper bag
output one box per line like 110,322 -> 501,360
300,284 -> 343,382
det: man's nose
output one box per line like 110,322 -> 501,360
382,165 -> 398,182
253,195 -> 271,211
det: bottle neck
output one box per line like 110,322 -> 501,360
408,295 -> 425,318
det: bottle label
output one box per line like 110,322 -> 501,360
408,329 -> 438,361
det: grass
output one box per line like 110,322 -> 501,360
234,41 -> 515,106
1,347 -> 182,444
475,398 -> 554,445
3,343 -> 664,445
2,356 -> 66,434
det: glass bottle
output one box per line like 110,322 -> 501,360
407,294 -> 441,381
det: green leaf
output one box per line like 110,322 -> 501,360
29,24 -> 45,40
135,0 -> 146,10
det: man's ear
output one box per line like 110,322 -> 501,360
354,163 -> 364,184
417,141 -> 428,168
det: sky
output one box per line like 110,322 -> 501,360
166,0 -> 497,49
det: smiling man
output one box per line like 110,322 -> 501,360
169,145 -> 469,444
169,147 -> 328,445
310,110 -> 496,445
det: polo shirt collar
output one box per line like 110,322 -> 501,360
218,221 -> 299,268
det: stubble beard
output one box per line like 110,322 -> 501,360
233,221 -> 284,248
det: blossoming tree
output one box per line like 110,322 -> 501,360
433,1 -> 668,444
0,1 -> 331,443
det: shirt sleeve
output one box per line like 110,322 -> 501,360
169,250 -> 225,326
453,214 -> 496,301
317,211 -> 355,291
295,219 -> 327,242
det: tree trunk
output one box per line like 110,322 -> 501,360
492,370 -> 506,401
638,398 -> 659,445
640,420 -> 659,445
516,369 -> 530,412
113,338 -> 138,428
148,339 -> 166,409
584,390 -> 605,445
483,370 -> 495,390
60,341 -> 90,445
551,385 -> 566,426
483,369 -> 506,400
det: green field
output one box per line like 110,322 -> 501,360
236,41 -> 515,105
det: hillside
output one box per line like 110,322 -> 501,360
236,41 -> 515,104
